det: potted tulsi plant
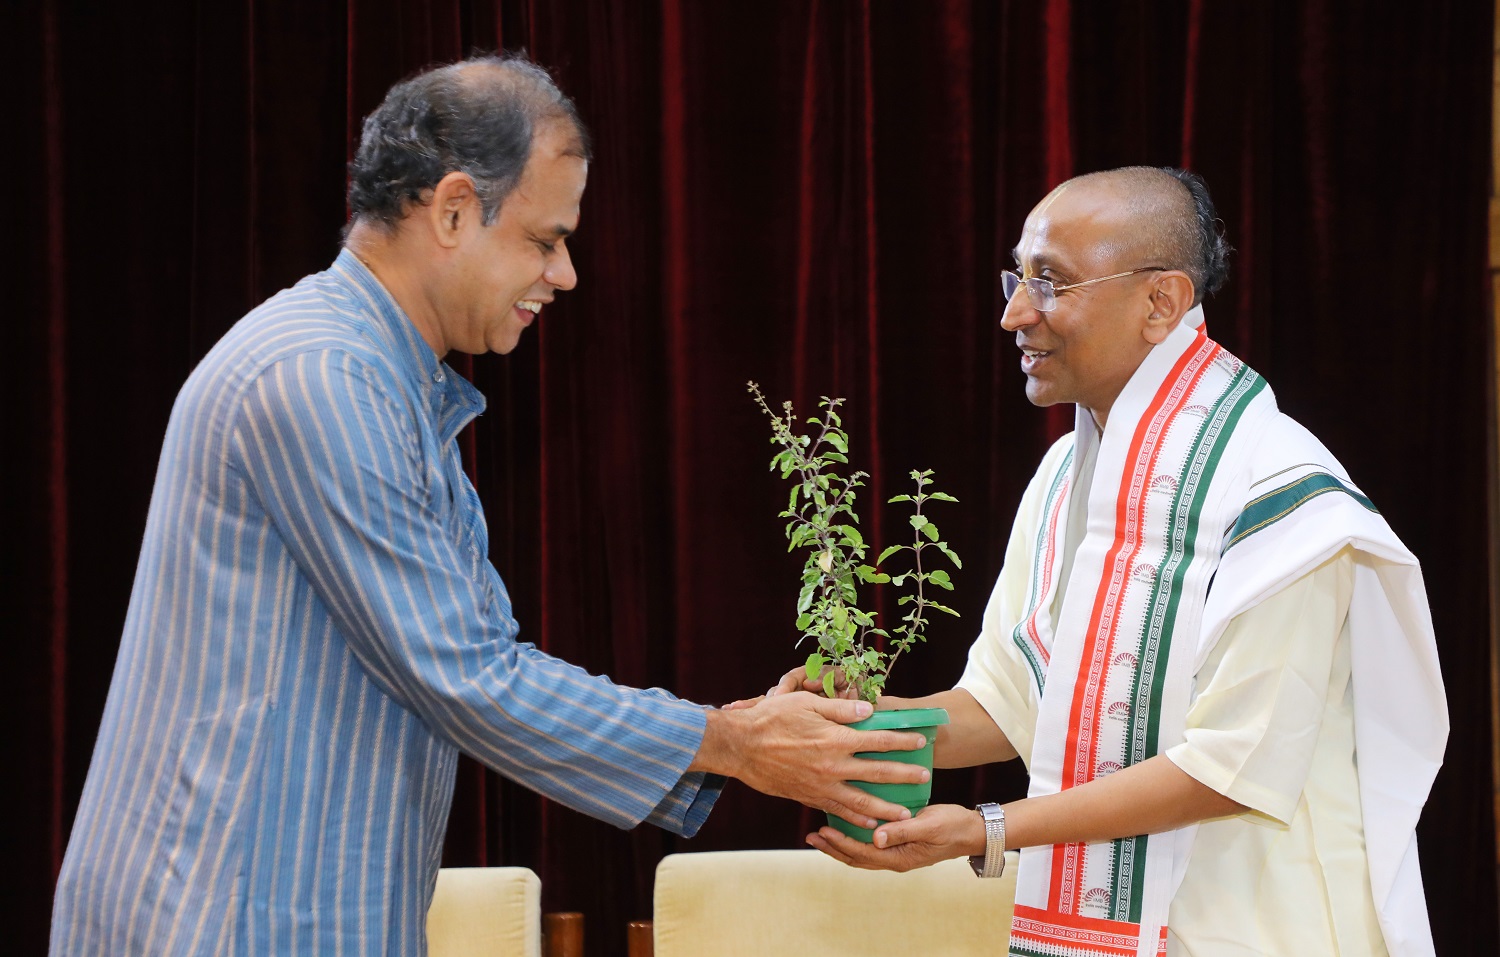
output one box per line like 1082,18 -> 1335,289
748,382 -> 962,841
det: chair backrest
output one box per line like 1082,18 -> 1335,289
427,866 -> 542,957
651,849 -> 1018,957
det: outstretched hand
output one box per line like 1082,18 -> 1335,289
694,691 -> 928,829
806,803 -> 984,872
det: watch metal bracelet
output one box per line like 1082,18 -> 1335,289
969,802 -> 1006,878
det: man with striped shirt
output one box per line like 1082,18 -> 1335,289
797,169 -> 1446,956
50,54 -> 926,957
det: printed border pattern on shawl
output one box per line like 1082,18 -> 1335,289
1018,337 -> 1267,956
1010,905 -> 1168,957
1110,361 -> 1264,920
1223,469 -> 1377,552
1011,446 -> 1075,692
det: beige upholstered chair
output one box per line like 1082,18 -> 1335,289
427,866 -> 544,957
639,848 -> 1019,957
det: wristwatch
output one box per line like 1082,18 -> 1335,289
969,802 -> 1006,878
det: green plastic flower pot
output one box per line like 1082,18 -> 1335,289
826,706 -> 950,843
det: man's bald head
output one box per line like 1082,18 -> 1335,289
347,52 -> 591,232
1051,167 -> 1230,306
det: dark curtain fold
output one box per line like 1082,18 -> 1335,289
7,1 -> 1496,954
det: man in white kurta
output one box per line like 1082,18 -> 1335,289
964,433 -> 1390,954
803,167 -> 1446,957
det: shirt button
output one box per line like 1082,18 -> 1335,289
433,370 -> 445,383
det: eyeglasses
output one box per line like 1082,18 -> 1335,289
1001,266 -> 1165,313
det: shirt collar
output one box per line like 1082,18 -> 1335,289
328,249 -> 486,442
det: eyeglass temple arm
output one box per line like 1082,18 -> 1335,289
1052,266 -> 1165,292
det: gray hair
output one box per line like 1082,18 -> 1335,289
1073,166 -> 1232,305
346,52 -> 590,231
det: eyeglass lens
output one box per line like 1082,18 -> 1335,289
1001,271 -> 1056,312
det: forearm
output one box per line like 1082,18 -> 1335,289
879,688 -> 1018,767
819,752 -> 1250,869
996,754 -> 1244,853
689,706 -> 745,776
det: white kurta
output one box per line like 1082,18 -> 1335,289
960,436 -> 1392,956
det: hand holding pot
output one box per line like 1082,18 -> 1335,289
806,802 -> 983,872
692,691 -> 929,829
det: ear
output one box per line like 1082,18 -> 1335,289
1141,270 -> 1196,345
425,171 -> 481,250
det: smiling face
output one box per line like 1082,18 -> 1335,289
436,123 -> 587,356
1001,183 -> 1169,428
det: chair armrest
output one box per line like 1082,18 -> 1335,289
650,849 -> 1018,957
427,866 -> 542,957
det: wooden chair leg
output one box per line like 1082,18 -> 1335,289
542,911 -> 584,957
626,919 -> 654,957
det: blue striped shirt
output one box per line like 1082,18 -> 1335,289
51,251 -> 720,956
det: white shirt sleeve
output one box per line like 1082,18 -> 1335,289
955,436 -> 1074,767
1166,546 -> 1355,824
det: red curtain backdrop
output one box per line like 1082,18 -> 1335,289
8,1 -> 1496,954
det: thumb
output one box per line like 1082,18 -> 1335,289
806,694 -> 875,724
872,816 -> 921,849
771,668 -> 804,697
721,696 -> 763,711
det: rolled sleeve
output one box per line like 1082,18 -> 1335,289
1166,547 -> 1355,825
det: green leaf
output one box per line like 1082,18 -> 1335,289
854,564 -> 877,583
832,605 -> 848,634
936,542 -> 963,569
805,652 -> 826,680
928,569 -> 953,590
823,452 -> 849,464
788,486 -> 801,510
889,573 -> 908,587
876,544 -> 904,565
828,432 -> 848,454
897,595 -> 916,605
908,515 -> 929,530
928,602 -> 961,616
921,522 -> 940,542
797,584 -> 815,614
888,494 -> 913,504
796,612 -> 813,631
927,491 -> 959,502
822,671 -> 836,698
869,573 -> 891,584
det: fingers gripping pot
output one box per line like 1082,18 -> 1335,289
829,707 -> 951,842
